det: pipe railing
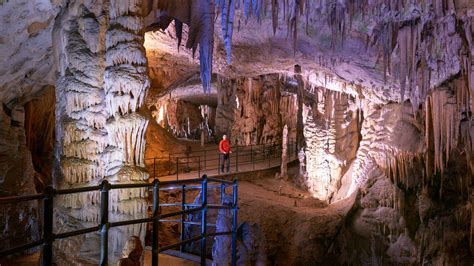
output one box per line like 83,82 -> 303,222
146,138 -> 297,179
0,175 -> 238,266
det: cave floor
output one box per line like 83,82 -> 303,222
2,251 -> 199,265
238,172 -> 355,216
235,168 -> 356,264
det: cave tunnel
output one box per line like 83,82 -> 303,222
0,0 -> 473,265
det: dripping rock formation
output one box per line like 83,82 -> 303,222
0,0 -> 473,265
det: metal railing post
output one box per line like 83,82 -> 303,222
168,154 -> 171,175
236,147 -> 239,173
218,153 -> 221,175
41,186 -> 54,266
268,143 -> 271,168
204,149 -> 207,171
201,175 -> 208,265
293,140 -> 299,158
176,158 -> 179,180
231,179 -> 238,266
152,179 -> 160,266
251,144 -> 254,170
180,184 -> 186,253
100,180 -> 110,266
186,154 -> 189,172
198,156 -> 201,177
221,183 -> 225,204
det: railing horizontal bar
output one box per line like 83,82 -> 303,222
160,206 -> 203,219
110,217 -> 153,228
160,178 -> 204,186
158,219 -> 216,227
54,226 -> 100,239
159,185 -> 222,191
206,231 -> 232,237
159,219 -> 180,223
159,235 -> 202,252
187,222 -> 216,227
159,203 -> 183,207
207,204 -> 232,210
159,203 -> 200,207
55,186 -> 101,195
0,239 -> 44,256
207,177 -> 233,184
143,139 -> 296,161
0,194 -> 46,204
110,183 -> 153,189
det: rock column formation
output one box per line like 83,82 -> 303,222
104,0 -> 149,258
302,87 -> 360,202
53,0 -> 149,263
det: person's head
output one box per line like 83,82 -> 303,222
223,134 -> 227,140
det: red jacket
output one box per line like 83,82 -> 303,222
219,139 -> 231,154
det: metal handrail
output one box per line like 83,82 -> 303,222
0,175 -> 238,266
144,138 -> 296,159
147,138 -> 298,179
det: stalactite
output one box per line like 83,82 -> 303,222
272,0 -> 278,35
327,1 -> 346,48
385,152 -> 422,188
175,19 -> 183,50
219,0 -> 235,64
194,1 -> 215,94
288,0 -> 300,53
425,78 -> 472,183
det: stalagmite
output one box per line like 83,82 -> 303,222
52,0 -> 150,263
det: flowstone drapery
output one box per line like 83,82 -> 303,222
53,0 -> 149,263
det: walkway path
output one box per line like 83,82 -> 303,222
149,141 -> 299,182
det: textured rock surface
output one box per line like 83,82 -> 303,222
51,0 -> 150,263
0,0 -> 59,103
215,74 -> 297,145
24,86 -> 55,188
0,0 -> 473,264
302,87 -> 361,202
0,102 -> 40,254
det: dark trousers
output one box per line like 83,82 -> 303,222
220,153 -> 230,173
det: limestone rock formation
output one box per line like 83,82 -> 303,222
51,0 -> 150,263
215,74 -> 296,145
118,236 -> 143,266
0,102 -> 40,254
0,0 -> 473,265
302,87 -> 361,202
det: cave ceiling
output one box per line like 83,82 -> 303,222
0,0 -> 472,107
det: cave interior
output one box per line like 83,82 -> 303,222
0,0 -> 473,265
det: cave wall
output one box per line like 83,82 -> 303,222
333,85 -> 473,264
0,0 -> 472,264
0,101 -> 40,254
215,74 -> 297,146
144,109 -> 187,177
24,86 -> 55,189
150,97 -> 206,139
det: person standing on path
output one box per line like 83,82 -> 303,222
219,134 -> 232,173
